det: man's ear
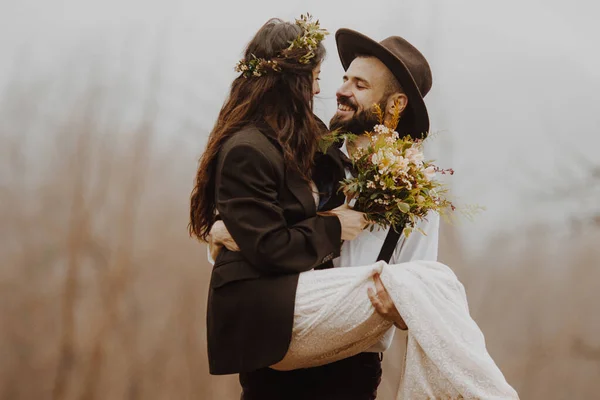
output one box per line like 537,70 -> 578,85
384,93 -> 408,123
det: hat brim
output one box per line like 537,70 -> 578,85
335,29 -> 429,138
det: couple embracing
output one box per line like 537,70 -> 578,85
190,14 -> 518,400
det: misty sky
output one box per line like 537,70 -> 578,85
2,0 -> 599,251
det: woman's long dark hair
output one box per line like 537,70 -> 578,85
189,18 -> 326,241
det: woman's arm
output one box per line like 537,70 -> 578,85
216,143 -> 342,274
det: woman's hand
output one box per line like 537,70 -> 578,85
208,221 -> 240,260
368,273 -> 407,330
325,204 -> 368,241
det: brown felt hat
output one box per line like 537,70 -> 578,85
335,29 -> 432,138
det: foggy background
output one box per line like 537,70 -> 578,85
1,0 -> 599,399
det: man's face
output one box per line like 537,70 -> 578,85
330,56 -> 391,134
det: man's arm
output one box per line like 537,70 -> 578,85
207,221 -> 240,264
369,212 -> 441,331
368,273 -> 407,330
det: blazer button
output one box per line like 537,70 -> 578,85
322,253 -> 333,263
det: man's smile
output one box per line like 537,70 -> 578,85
336,99 -> 357,118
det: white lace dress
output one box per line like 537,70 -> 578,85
271,260 -> 519,400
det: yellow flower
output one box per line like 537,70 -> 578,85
372,149 -> 396,175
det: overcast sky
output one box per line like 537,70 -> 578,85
2,0 -> 599,250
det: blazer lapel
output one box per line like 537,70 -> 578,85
255,120 -> 316,217
285,165 -> 317,217
313,145 -> 347,211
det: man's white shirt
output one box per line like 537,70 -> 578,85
334,140 -> 439,352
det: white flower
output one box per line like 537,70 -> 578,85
371,150 -> 383,166
373,124 -> 390,135
376,165 -> 387,175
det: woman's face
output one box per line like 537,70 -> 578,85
312,62 -> 322,96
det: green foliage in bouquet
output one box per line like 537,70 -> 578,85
317,129 -> 357,154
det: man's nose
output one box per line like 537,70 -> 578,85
336,82 -> 352,100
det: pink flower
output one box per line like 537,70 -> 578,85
405,146 -> 424,166
394,155 -> 409,172
423,165 -> 436,181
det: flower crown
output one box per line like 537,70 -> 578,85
235,13 -> 329,78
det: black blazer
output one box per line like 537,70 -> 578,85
207,121 -> 343,375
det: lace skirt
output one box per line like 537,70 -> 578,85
270,261 -> 519,400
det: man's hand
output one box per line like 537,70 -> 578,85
208,221 -> 240,260
367,273 -> 407,330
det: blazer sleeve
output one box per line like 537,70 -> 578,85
216,143 -> 342,274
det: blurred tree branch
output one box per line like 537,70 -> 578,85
571,338 -> 600,363
537,147 -> 600,232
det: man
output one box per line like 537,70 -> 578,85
209,29 -> 438,399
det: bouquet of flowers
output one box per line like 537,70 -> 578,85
336,104 -> 461,237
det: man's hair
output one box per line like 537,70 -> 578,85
384,75 -> 403,98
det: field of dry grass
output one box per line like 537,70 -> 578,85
1,80 -> 599,400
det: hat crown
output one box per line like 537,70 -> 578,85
379,36 -> 432,97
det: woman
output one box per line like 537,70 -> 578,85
189,16 -> 367,377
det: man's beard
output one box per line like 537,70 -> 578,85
329,96 -> 387,135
